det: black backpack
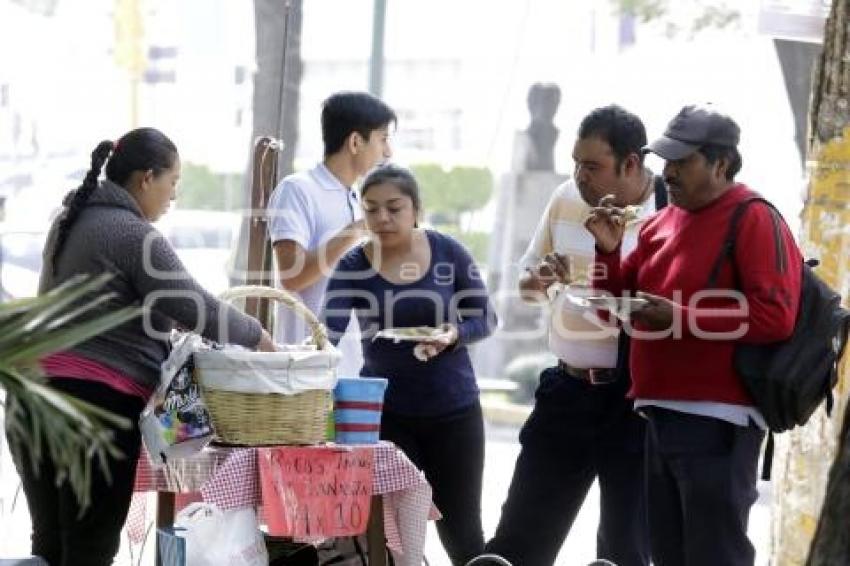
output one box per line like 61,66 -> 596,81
707,197 -> 850,438
614,176 -> 668,386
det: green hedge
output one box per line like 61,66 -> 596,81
438,226 -> 490,267
177,163 -> 243,211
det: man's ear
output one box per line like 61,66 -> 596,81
346,131 -> 363,155
622,152 -> 640,176
714,157 -> 729,182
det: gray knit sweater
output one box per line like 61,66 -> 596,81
38,180 -> 262,392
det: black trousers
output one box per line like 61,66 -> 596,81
643,407 -> 764,566
486,367 -> 649,566
7,378 -> 145,566
380,401 -> 485,566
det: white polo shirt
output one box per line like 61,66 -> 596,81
520,178 -> 659,369
267,163 -> 363,373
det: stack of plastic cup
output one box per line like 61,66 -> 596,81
333,377 -> 388,444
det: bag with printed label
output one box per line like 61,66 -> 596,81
140,333 -> 215,465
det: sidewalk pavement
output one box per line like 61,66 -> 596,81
480,397 -> 532,427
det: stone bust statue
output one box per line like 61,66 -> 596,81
522,82 -> 561,172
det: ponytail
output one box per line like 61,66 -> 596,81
51,140 -> 113,274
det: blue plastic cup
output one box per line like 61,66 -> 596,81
333,377 -> 388,444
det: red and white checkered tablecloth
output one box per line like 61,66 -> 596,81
131,441 -> 438,566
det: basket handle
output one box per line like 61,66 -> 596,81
219,285 -> 328,349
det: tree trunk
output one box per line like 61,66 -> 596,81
232,0 -> 303,286
772,1 -> 850,564
807,402 -> 850,564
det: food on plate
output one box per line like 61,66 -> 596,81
372,326 -> 442,342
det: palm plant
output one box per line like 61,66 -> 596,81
1,273 -> 144,509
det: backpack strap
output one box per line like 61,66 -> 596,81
706,196 -> 786,288
762,432 -> 774,481
653,175 -> 668,210
706,196 -> 789,480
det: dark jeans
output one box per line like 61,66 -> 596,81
380,401 -> 485,566
486,367 -> 649,566
6,378 -> 145,566
644,407 -> 764,566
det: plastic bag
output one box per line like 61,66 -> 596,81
174,502 -> 268,566
157,527 -> 188,566
140,333 -> 214,465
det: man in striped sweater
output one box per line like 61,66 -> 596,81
485,105 -> 661,566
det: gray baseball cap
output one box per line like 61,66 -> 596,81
644,105 -> 740,160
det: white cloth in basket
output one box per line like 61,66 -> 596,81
194,345 -> 340,395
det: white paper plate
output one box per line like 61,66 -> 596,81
372,327 -> 442,342
584,296 -> 649,310
583,296 -> 649,321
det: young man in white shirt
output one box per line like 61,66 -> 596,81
267,91 -> 395,366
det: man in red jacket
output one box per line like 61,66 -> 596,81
586,105 -> 802,566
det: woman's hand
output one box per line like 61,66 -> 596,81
255,329 -> 278,352
413,324 -> 459,362
584,194 -> 626,254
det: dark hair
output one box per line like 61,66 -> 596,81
52,127 -> 177,273
321,92 -> 397,157
698,144 -> 742,181
577,105 -> 647,172
360,164 -> 422,225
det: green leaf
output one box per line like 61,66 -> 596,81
0,273 -> 115,347
0,274 -> 147,509
3,306 -> 143,364
0,295 -> 45,319
43,292 -> 120,331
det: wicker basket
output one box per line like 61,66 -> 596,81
199,286 -> 336,445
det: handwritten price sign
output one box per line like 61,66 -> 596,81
258,446 -> 375,538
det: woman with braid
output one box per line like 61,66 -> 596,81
7,128 -> 276,566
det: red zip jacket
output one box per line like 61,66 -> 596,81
594,184 -> 803,405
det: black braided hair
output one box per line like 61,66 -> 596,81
51,140 -> 113,274
51,127 -> 177,275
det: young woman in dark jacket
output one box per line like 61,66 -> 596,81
322,164 -> 496,565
